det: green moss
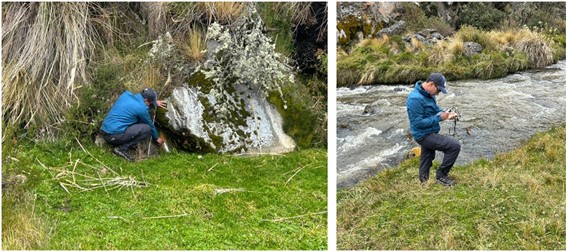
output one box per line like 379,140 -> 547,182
188,71 -> 215,93
257,3 -> 295,57
337,16 -> 377,48
206,131 -> 224,152
3,139 -> 327,250
268,82 -> 319,149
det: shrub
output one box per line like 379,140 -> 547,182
199,21 -> 293,103
64,63 -> 127,139
399,2 -> 428,33
257,2 -> 295,57
456,2 -> 506,30
428,16 -> 455,37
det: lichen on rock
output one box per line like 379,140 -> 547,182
160,8 -> 296,154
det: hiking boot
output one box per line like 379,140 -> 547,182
436,176 -> 455,186
419,175 -> 429,184
113,147 -> 133,162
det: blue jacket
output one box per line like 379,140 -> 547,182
101,91 -> 159,141
406,81 -> 443,141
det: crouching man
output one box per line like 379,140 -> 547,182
101,88 -> 166,161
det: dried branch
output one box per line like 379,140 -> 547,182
207,163 -> 219,172
213,188 -> 247,195
142,212 -> 189,220
285,165 -> 305,186
261,211 -> 326,222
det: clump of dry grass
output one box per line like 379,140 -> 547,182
200,2 -> 246,25
428,40 -> 450,65
356,36 -> 390,54
2,174 -> 47,250
514,29 -> 554,68
409,37 -> 424,52
454,25 -> 483,43
448,38 -> 464,55
2,194 -> 47,250
184,26 -> 206,62
142,2 -> 168,38
358,65 -> 377,85
2,3 -> 109,140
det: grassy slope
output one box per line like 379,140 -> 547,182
337,125 -> 565,250
2,142 -> 327,250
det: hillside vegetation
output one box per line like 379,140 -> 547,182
2,2 -> 328,148
337,125 -> 565,250
337,2 -> 566,86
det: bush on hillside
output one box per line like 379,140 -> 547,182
456,2 -> 505,30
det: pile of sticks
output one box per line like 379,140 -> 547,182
37,139 -> 149,195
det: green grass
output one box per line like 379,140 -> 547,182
3,141 -> 327,250
337,125 -> 566,250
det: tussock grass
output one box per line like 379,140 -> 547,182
2,3 -> 110,139
338,125 -> 566,250
514,29 -> 554,68
184,26 -> 206,62
201,2 -> 245,25
409,37 -> 424,52
337,25 -> 561,86
448,38 -> 464,56
428,40 -> 450,65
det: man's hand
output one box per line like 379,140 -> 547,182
156,100 -> 168,109
446,112 -> 458,120
156,137 -> 165,146
441,112 -> 458,121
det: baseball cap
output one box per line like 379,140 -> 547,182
427,73 -> 447,94
141,88 -> 159,108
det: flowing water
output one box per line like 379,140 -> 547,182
337,61 -> 566,188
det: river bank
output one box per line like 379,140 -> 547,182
338,125 -> 565,250
337,60 -> 566,188
337,2 -> 566,87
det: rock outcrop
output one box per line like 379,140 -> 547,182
163,83 -> 295,154
153,9 -> 297,155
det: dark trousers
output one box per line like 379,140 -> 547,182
102,124 -> 151,151
416,133 -> 461,179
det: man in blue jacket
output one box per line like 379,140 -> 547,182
406,73 -> 460,186
101,88 -> 166,161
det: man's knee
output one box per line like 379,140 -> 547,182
450,139 -> 461,152
140,124 -> 151,135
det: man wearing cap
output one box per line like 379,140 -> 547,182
101,88 -> 166,161
406,73 -> 460,186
